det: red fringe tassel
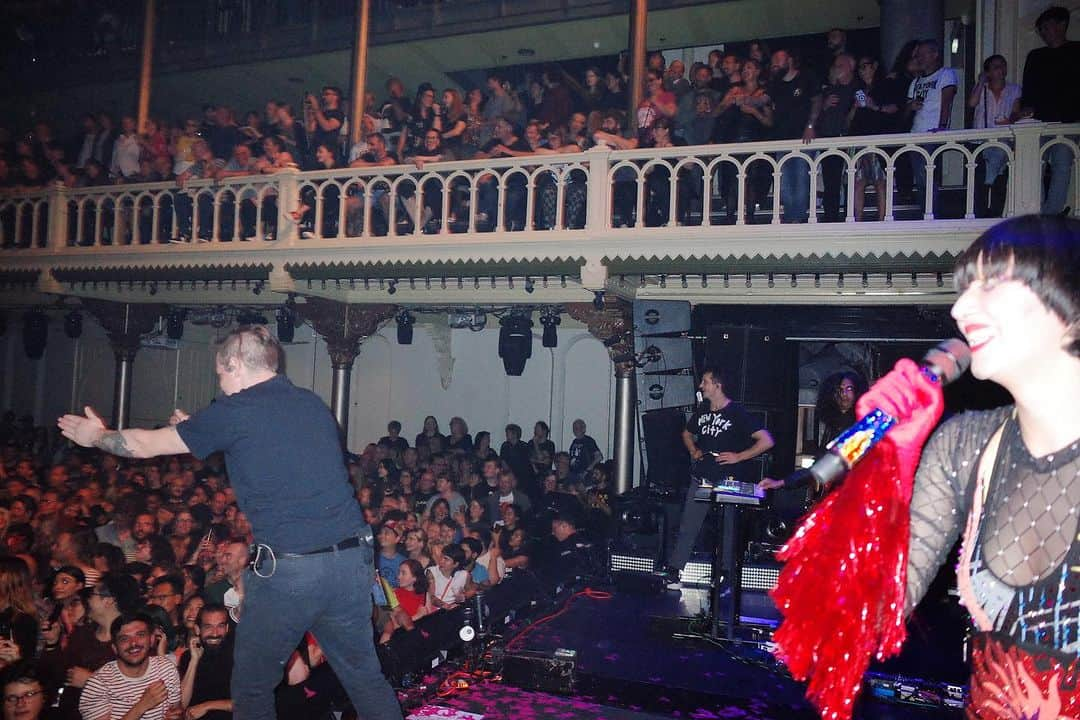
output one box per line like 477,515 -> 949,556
770,438 -> 912,720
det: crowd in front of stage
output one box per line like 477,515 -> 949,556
0,410 -> 610,719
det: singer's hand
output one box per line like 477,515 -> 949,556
856,358 -> 944,479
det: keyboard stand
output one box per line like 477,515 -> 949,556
694,487 -> 762,641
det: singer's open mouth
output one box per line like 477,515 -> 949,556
960,324 -> 993,352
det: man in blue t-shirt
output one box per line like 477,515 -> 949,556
59,325 -> 402,720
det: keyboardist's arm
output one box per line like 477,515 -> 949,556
682,430 -> 705,462
739,429 -> 774,462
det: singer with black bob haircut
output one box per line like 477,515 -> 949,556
863,214 -> 1080,718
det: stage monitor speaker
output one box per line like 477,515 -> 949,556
637,373 -> 696,412
634,336 -> 694,373
705,325 -> 787,408
502,650 -> 577,694
641,407 -> 690,489
634,300 -> 691,336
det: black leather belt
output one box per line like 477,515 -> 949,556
291,534 -> 369,556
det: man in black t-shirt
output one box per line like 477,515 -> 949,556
378,420 -> 409,459
567,419 -> 602,483
1020,6 -> 1079,214
474,118 -> 532,230
177,604 -> 234,720
813,54 -> 858,222
665,365 -> 774,577
305,86 -> 345,163
59,326 -> 402,720
769,49 -> 821,223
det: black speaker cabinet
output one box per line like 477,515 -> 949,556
641,407 -> 691,489
705,325 -> 787,408
637,372 -> 696,412
634,336 -> 694,372
634,300 -> 691,336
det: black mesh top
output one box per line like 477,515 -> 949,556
907,406 -> 1080,654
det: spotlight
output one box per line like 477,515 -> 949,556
148,282 -> 158,296
540,311 -> 560,348
396,310 -> 415,345
276,305 -> 295,343
524,277 -> 535,294
64,310 -> 83,339
235,310 -> 268,326
592,291 -> 605,310
166,309 -> 186,340
22,311 -> 48,360
387,280 -> 397,295
498,313 -> 533,376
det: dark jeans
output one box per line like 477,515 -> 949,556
669,458 -> 740,570
232,539 -> 402,720
821,154 -> 847,222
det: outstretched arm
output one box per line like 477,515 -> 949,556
58,406 -> 191,459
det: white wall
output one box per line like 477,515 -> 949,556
0,315 -> 618,460
280,320 -> 616,457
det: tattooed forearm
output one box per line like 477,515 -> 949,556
94,431 -> 137,458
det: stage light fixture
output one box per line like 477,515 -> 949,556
387,280 -> 397,295
22,311 -> 48,359
166,309 -> 186,340
276,305 -> 295,343
524,277 -> 535,294
64,310 -> 83,339
498,313 -> 533,376
236,310 -> 268,326
592,291 -> 605,310
540,311 -> 560,348
396,310 -> 415,345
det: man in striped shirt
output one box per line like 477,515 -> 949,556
79,613 -> 182,720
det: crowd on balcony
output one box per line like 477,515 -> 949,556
0,7 -> 1075,244
0,409 -> 609,718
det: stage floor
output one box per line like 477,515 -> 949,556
425,583 -> 967,719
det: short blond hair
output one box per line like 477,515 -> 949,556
216,325 -> 282,373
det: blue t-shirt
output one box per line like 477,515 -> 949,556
378,552 -> 406,587
471,563 -> 489,585
176,374 -> 367,553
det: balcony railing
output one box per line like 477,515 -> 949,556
2,123 -> 1077,256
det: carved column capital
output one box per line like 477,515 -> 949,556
565,298 -> 636,375
83,300 -> 167,357
297,298 -> 397,368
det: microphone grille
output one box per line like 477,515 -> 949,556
925,338 -> 971,385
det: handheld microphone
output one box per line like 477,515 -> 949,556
806,338 -> 970,488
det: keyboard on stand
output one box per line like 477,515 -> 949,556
692,478 -> 765,506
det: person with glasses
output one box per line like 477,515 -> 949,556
145,577 -> 183,640
397,84 -> 443,163
1,663 -> 47,720
758,370 -> 867,499
40,573 -> 139,720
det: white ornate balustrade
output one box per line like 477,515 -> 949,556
0,122 -> 1076,305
